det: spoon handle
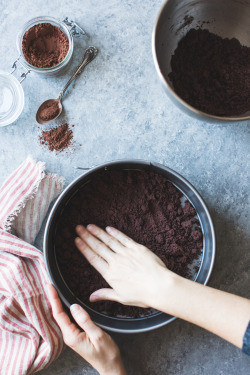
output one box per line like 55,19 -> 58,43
58,46 -> 98,100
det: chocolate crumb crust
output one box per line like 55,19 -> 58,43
55,170 -> 203,318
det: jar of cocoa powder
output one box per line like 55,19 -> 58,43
0,16 -> 86,126
16,16 -> 86,76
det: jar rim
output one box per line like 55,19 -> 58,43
17,16 -> 74,73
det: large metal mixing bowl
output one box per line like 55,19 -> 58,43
44,160 -> 215,333
152,0 -> 250,122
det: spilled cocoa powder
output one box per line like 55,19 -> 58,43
39,123 -> 74,152
55,169 -> 203,318
169,28 -> 250,116
22,23 -> 69,68
39,101 -> 61,122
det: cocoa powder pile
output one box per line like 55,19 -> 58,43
169,28 -> 250,116
39,123 -> 74,152
22,23 -> 69,68
55,169 -> 203,318
39,101 -> 60,122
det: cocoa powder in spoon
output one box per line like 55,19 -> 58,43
39,101 -> 61,122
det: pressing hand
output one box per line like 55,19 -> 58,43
74,225 -> 250,350
75,224 -> 169,308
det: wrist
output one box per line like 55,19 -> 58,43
100,364 -> 127,375
150,267 -> 183,312
99,356 -> 127,375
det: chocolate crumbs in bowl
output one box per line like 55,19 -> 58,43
39,122 -> 74,152
169,28 -> 250,116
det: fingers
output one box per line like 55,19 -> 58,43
47,284 -> 105,350
47,283 -> 64,315
47,284 -> 81,341
76,225 -> 113,262
106,226 -> 137,248
87,224 -> 124,253
70,304 -> 104,344
75,236 -> 108,275
90,288 -> 119,303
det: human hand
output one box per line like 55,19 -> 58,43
47,284 -> 127,375
75,225 -> 170,309
74,226 -> 250,353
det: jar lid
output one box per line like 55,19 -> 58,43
0,71 -> 24,127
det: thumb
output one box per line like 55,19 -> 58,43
70,304 -> 103,341
90,288 -> 119,303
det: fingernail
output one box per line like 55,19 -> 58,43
76,225 -> 85,233
46,283 -> 52,294
70,304 -> 81,313
106,226 -> 112,233
87,224 -> 95,231
90,294 -> 98,302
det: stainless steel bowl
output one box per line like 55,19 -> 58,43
44,160 -> 215,333
152,0 -> 250,122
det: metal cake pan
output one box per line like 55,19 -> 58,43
44,160 -> 215,333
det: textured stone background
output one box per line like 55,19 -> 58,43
0,0 -> 250,374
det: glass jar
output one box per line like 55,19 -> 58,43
0,16 -> 86,127
0,71 -> 24,127
16,16 -> 86,76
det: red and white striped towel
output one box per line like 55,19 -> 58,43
0,157 -> 64,375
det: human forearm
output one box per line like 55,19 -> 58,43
100,365 -> 128,375
99,354 -> 128,375
74,225 -> 250,350
154,270 -> 250,348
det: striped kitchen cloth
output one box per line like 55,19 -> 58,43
0,157 -> 64,374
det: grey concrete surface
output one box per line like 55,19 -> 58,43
0,0 -> 250,374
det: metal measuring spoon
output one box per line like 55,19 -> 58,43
36,46 -> 98,125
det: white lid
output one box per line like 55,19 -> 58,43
0,72 -> 24,127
